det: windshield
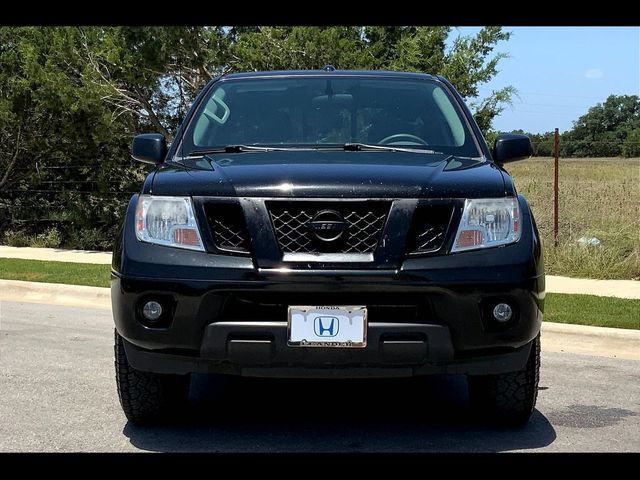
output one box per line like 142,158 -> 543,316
181,76 -> 481,157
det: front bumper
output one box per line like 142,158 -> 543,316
112,270 -> 542,377
111,194 -> 544,378
122,323 -> 535,378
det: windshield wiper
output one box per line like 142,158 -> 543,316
188,145 -> 293,156
343,143 -> 442,155
187,143 -> 444,157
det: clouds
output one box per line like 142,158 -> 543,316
585,68 -> 604,79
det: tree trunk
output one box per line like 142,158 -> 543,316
139,97 -> 173,143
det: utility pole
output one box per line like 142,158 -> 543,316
554,128 -> 559,247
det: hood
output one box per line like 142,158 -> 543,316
149,151 -> 508,198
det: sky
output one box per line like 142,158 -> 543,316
451,27 -> 640,134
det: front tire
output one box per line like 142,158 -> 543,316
114,329 -> 190,424
468,335 -> 540,427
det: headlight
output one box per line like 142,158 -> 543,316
451,197 -> 521,252
135,195 -> 204,251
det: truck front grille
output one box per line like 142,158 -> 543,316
204,203 -> 251,254
407,205 -> 454,254
267,201 -> 389,254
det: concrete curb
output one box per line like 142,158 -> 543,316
541,321 -> 640,361
0,279 -> 111,310
541,321 -> 640,339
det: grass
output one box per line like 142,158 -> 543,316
0,258 -> 110,288
507,157 -> 640,280
0,257 -> 637,330
545,293 -> 639,330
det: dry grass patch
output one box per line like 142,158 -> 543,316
507,158 -> 640,279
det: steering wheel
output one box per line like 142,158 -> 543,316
378,133 -> 429,146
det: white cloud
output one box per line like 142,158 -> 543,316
584,68 -> 604,79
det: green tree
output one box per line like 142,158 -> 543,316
78,26 -> 230,141
228,26 -> 367,72
564,94 -> 640,157
528,132 -> 555,157
622,128 -> 640,157
0,27 -> 47,191
0,27 -> 147,249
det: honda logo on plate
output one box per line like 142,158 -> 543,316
314,316 -> 339,337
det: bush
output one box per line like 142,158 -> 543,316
2,224 -> 117,251
2,229 -> 31,247
63,227 -> 113,251
29,227 -> 62,248
1,227 -> 62,248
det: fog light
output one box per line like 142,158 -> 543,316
142,301 -> 163,322
493,303 -> 513,323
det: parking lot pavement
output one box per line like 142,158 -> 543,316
1,300 -> 638,452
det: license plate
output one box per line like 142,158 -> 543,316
288,306 -> 367,348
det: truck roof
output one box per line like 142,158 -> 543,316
220,69 -> 437,81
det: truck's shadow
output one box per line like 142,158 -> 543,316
123,373 -> 556,452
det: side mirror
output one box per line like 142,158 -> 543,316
493,133 -> 532,164
131,134 -> 167,165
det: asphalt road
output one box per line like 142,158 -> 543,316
1,300 -> 638,452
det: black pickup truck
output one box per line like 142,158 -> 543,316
112,68 -> 543,426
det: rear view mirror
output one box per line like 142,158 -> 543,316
132,134 -> 167,165
493,133 -> 532,164
311,93 -> 354,107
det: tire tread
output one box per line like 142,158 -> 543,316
469,335 -> 540,426
114,329 -> 189,424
